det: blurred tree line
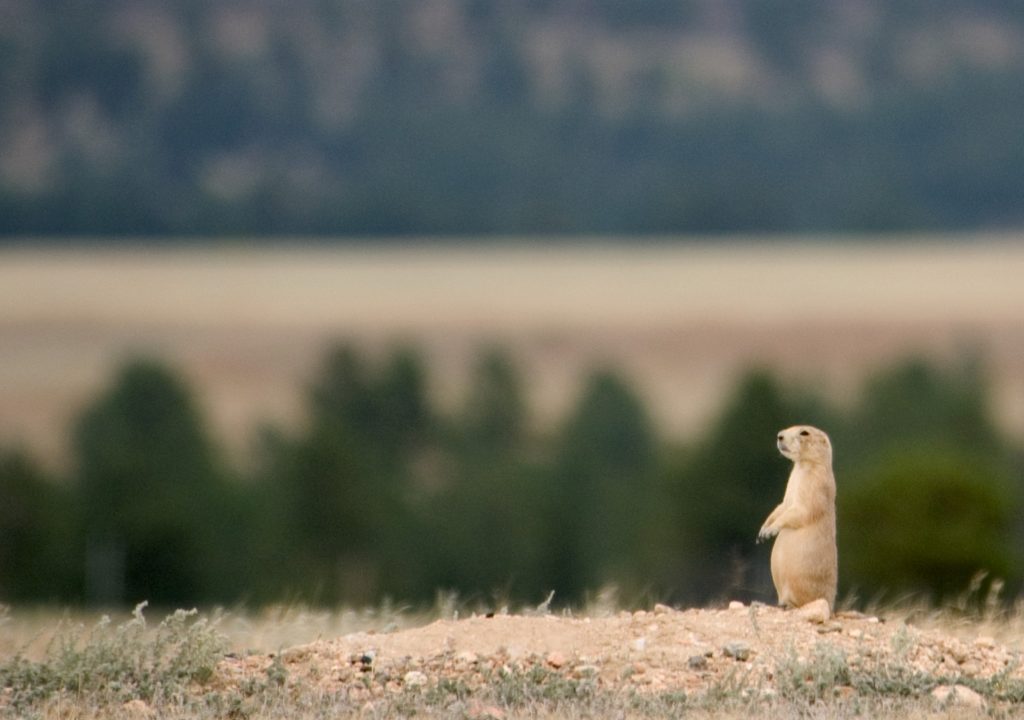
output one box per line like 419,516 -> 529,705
2,0 -> 1024,236
0,344 -> 1020,609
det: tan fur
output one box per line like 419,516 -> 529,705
757,425 -> 837,612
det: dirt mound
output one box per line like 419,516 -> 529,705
216,602 -> 1019,705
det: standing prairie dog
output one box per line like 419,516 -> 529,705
757,425 -> 837,612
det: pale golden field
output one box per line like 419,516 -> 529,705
2,236 -> 1024,465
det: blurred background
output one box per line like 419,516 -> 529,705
1,0 -> 1023,610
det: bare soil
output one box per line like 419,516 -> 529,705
216,603 -> 1019,710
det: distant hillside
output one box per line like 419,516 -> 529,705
2,0 -> 1023,237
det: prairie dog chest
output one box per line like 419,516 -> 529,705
782,464 -> 834,514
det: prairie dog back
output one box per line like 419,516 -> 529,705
757,425 -> 837,611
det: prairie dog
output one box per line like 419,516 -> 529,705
757,425 -> 837,612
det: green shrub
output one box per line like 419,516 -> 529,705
73,358 -> 232,605
840,448 -> 1018,603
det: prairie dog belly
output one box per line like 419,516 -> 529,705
771,524 -> 837,609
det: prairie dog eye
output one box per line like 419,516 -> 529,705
799,429 -> 810,437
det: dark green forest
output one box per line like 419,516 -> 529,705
0,344 -> 1019,609
2,0 -> 1024,237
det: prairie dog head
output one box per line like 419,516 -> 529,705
777,425 -> 832,466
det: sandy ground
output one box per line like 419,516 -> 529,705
2,238 -> 1024,464
216,602 -> 1018,709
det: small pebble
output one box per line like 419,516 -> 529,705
687,655 -> 708,670
723,642 -> 751,661
403,670 -> 428,687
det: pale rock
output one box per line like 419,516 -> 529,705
653,603 -> 673,615
796,598 -> 831,623
946,642 -> 968,664
403,670 -> 428,687
456,650 -> 479,665
728,601 -> 745,610
545,651 -> 567,669
931,684 -> 986,709
122,699 -> 154,718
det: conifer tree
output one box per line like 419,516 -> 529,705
73,359 -> 228,605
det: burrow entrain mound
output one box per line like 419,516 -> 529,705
215,603 -> 1021,699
